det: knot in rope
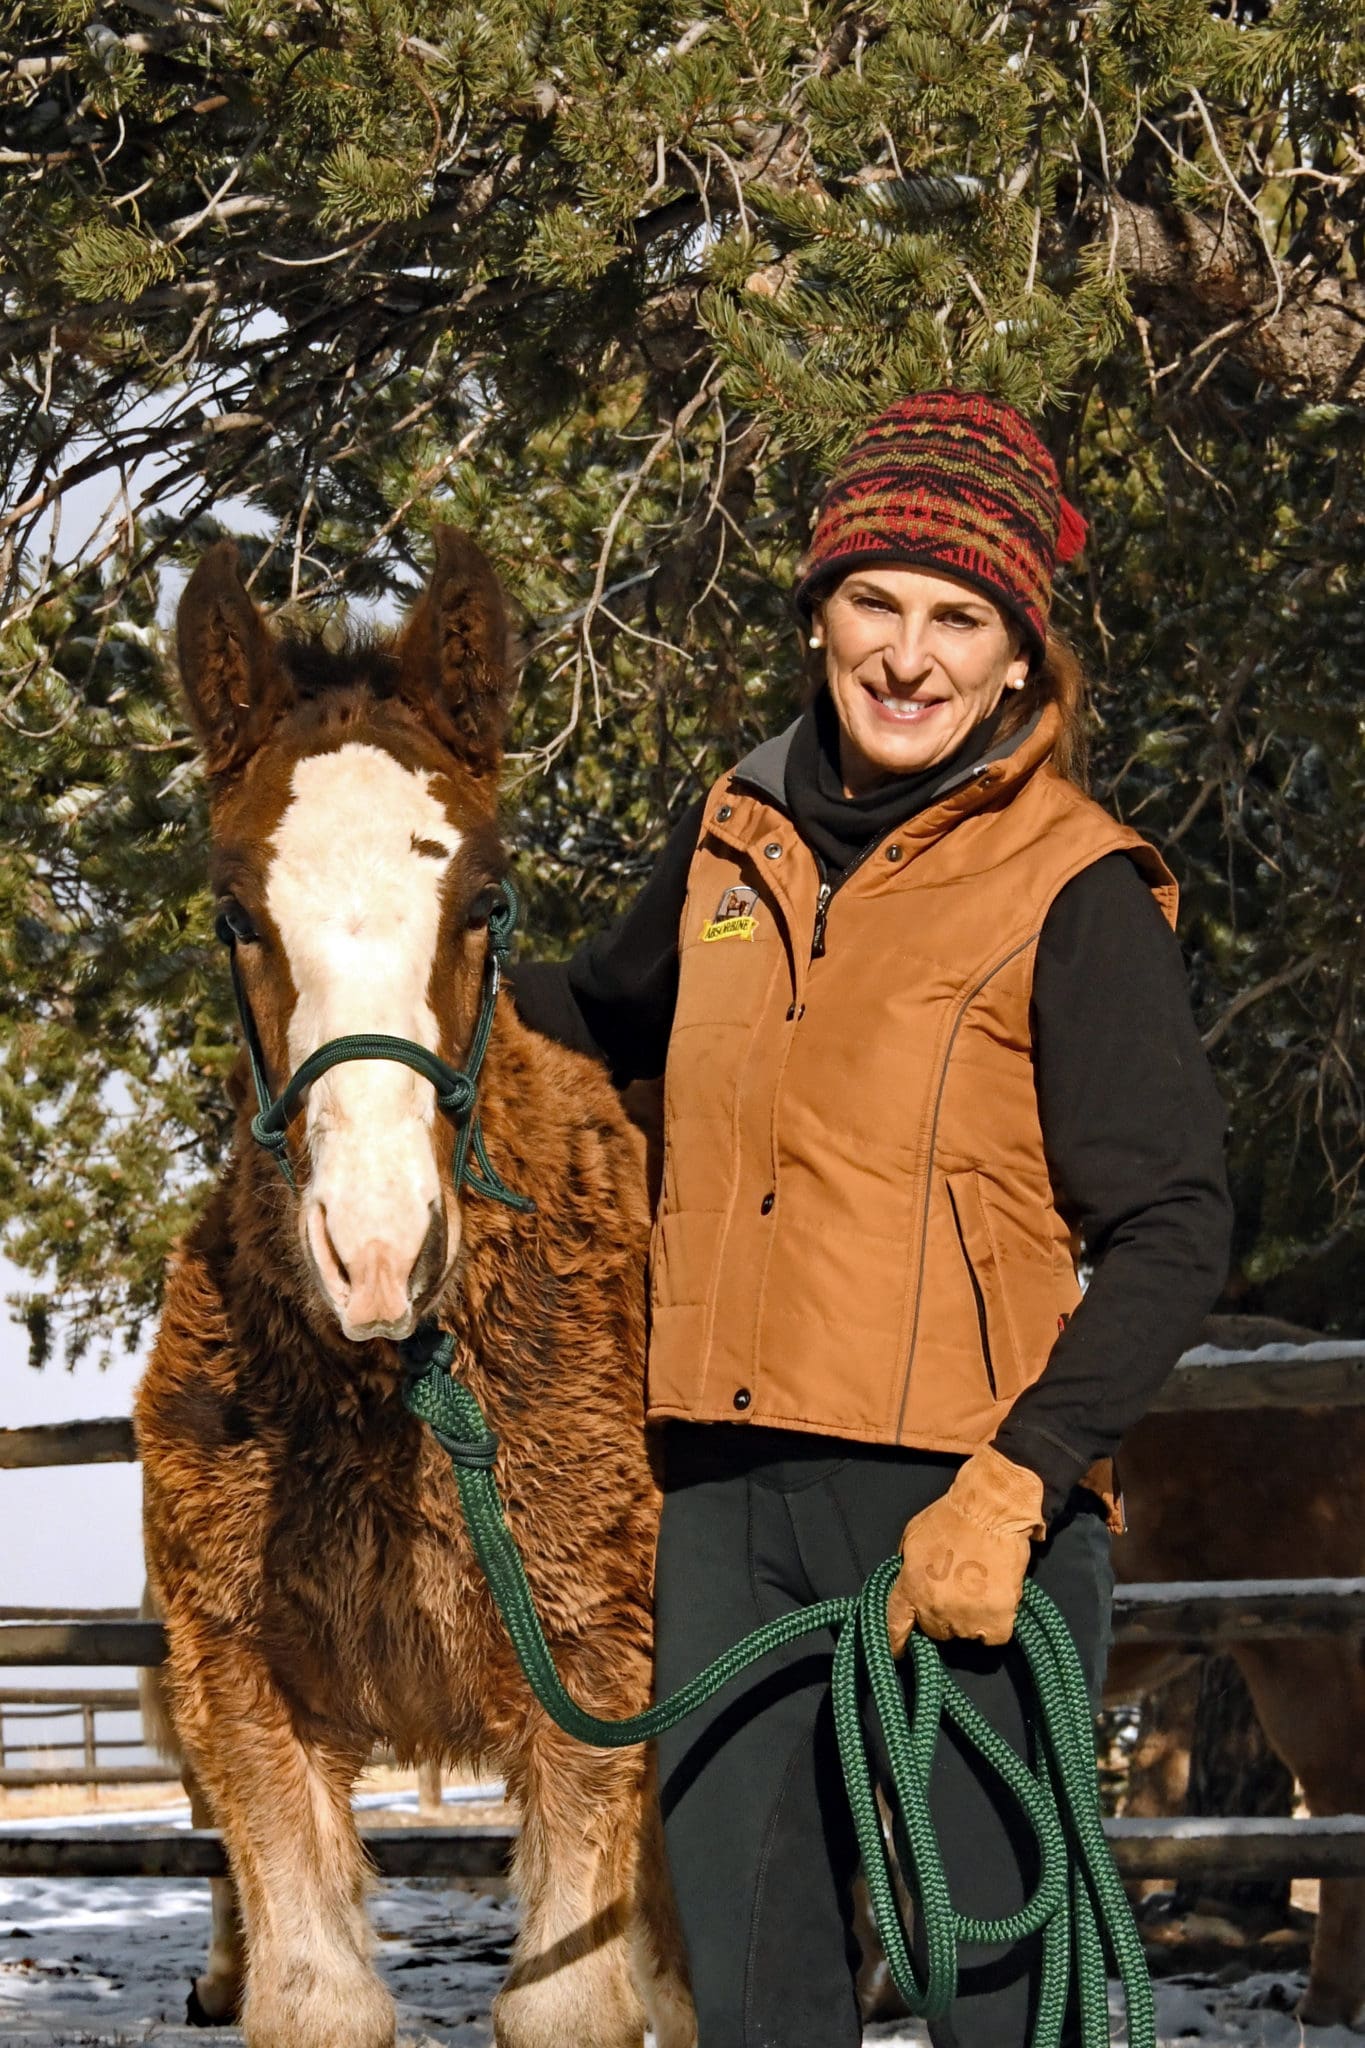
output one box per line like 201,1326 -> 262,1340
436,1075 -> 477,1119
400,1332 -> 501,1469
249,1111 -> 292,1162
486,890 -> 517,960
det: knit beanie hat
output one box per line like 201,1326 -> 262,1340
793,390 -> 1087,657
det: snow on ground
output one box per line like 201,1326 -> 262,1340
0,1794 -> 1360,2045
0,1867 -> 514,2045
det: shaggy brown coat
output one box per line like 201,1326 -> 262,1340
135,532 -> 692,2048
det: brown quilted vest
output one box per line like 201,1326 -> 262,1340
646,702 -> 1178,1456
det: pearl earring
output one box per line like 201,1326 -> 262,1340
1008,678 -> 1026,691
809,634 -> 823,650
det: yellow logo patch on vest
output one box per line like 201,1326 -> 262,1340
702,885 -> 759,943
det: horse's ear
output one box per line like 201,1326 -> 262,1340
176,544 -> 290,780
396,527 -> 511,779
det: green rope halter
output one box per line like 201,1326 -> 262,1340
217,881 -> 533,1212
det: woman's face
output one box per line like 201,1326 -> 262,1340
811,565 -> 1030,795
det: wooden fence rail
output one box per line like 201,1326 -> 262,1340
2,1344 -> 1365,1479
0,1826 -> 517,1880
0,1417 -> 137,1469
0,1620 -> 165,1666
0,1766 -> 177,1788
4,1579 -> 1363,1670
3,1818 -> 1365,1883
0,1681 -> 157,1785
0,1687 -> 141,1708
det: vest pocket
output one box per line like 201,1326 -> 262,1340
945,1171 -> 1021,1401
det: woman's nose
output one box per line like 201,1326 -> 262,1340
879,625 -> 933,685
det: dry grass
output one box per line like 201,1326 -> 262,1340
0,1780 -> 184,1824
0,1764 -> 514,1829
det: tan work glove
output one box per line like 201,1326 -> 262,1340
885,1445 -> 1047,1653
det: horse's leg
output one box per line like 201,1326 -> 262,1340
184,1767 -> 245,2025
630,1758 -> 696,2048
138,1602 -> 244,2026
1234,1639 -> 1365,2028
495,1721 -> 651,2048
171,1640 -> 391,2048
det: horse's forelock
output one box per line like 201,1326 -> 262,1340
276,633 -> 403,704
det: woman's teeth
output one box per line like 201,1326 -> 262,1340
867,689 -> 940,723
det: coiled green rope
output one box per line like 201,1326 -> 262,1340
400,1329 -> 1155,2048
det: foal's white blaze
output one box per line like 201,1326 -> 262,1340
267,744 -> 461,1342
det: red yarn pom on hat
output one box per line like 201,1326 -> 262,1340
1056,495 -> 1088,565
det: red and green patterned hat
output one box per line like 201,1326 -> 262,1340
793,390 -> 1087,657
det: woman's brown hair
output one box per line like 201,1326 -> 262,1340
995,627 -> 1091,791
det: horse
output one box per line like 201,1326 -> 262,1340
134,530 -> 695,2048
1109,1313 -> 1365,2030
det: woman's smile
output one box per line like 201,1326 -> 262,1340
862,685 -> 946,725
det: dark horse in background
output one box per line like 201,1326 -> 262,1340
1111,1314 -> 1365,2032
136,532 -> 693,2048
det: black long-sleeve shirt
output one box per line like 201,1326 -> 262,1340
510,784 -> 1232,1519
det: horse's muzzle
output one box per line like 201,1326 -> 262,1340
305,1197 -> 450,1343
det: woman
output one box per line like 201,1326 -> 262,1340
511,391 -> 1232,2048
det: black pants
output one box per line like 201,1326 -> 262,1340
654,1424 -> 1113,2048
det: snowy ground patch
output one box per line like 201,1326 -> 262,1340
0,1794 -> 1359,2046
0,1867 -> 513,2044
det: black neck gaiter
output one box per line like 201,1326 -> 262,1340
783,688 -> 1006,882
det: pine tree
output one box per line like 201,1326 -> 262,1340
2,0 -> 1363,1359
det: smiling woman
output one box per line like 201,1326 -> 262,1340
509,388 -> 1233,2048
809,566 -> 1030,792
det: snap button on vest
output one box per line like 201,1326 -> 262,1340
763,841 -> 782,860
760,1192 -> 775,1215
786,1003 -> 796,1021
733,1387 -> 752,1411
886,844 -> 903,862
716,804 -> 733,822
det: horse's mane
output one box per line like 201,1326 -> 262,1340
276,631 -> 403,705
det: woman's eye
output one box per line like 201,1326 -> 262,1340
216,899 -> 260,945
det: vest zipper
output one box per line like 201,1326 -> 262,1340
811,879 -> 833,959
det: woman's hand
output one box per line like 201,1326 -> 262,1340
885,1445 -> 1047,1651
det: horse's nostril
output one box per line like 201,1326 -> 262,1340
319,1207 -> 350,1289
409,1200 -> 448,1304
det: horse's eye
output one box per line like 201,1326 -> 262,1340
466,885 -> 500,933
216,898 -> 260,945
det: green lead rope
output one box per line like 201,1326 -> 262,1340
399,1329 -> 1155,2048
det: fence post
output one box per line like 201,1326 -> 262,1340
417,1759 -> 443,1818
